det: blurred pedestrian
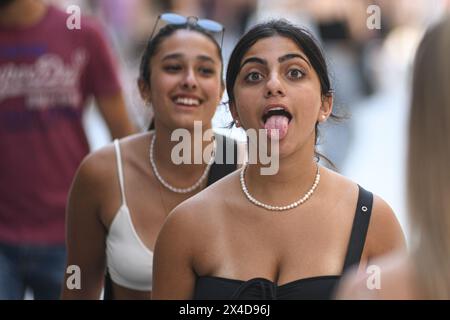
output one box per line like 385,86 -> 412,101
337,15 -> 450,300
0,0 -> 135,299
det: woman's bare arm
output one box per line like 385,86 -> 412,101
151,205 -> 198,299
335,195 -> 407,299
61,153 -> 110,299
365,195 -> 407,262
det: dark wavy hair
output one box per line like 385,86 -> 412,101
139,23 -> 223,130
226,19 -> 339,167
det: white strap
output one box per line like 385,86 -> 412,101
113,139 -> 127,206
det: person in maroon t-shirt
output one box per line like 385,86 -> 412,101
0,0 -> 135,299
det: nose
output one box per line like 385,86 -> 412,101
181,68 -> 198,90
264,73 -> 285,98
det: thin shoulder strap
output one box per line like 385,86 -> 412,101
342,185 -> 373,271
206,134 -> 238,186
113,139 -> 127,206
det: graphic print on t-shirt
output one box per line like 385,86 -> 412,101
0,49 -> 87,109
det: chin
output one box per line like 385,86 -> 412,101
274,137 -> 306,159
172,116 -> 210,131
276,143 -> 295,159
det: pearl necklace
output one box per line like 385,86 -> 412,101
149,134 -> 216,193
240,163 -> 320,211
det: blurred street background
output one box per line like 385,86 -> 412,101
45,0 -> 450,243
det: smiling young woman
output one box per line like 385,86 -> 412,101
151,19 -> 406,300
61,17 -> 240,300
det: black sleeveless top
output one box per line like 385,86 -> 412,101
103,135 -> 238,299
193,185 -> 374,300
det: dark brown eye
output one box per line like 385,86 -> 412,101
287,68 -> 304,80
245,71 -> 263,82
199,67 -> 215,76
163,65 -> 182,73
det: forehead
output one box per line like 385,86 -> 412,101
242,36 -> 307,64
154,29 -> 220,61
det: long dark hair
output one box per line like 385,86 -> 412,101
138,23 -> 224,130
226,19 -> 338,167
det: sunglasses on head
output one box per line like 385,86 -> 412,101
150,13 -> 225,48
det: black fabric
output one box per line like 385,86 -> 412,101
206,134 -> 238,186
103,271 -> 114,300
193,185 -> 374,300
342,185 -> 374,270
194,275 -> 341,300
103,134 -> 238,299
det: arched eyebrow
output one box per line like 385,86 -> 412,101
197,55 -> 216,63
162,53 -> 216,63
240,53 -> 312,70
278,53 -> 311,68
240,57 -> 267,69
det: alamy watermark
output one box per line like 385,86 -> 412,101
170,121 -> 280,175
366,264 -> 381,290
66,5 -> 81,30
66,265 -> 81,290
367,5 -> 381,30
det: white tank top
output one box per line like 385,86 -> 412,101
106,140 -> 154,291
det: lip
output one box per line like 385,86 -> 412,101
260,103 -> 293,126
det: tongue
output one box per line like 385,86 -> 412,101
264,115 -> 289,140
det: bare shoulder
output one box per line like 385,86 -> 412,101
168,170 -> 240,227
77,132 -> 150,184
188,169 -> 241,208
321,168 -> 406,258
320,167 -> 359,201
113,131 -> 151,155
365,193 -> 406,258
157,170 -> 240,249
73,142 -> 117,195
337,252 -> 417,299
154,191 -> 215,260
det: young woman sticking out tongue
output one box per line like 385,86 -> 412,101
152,20 -> 406,300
